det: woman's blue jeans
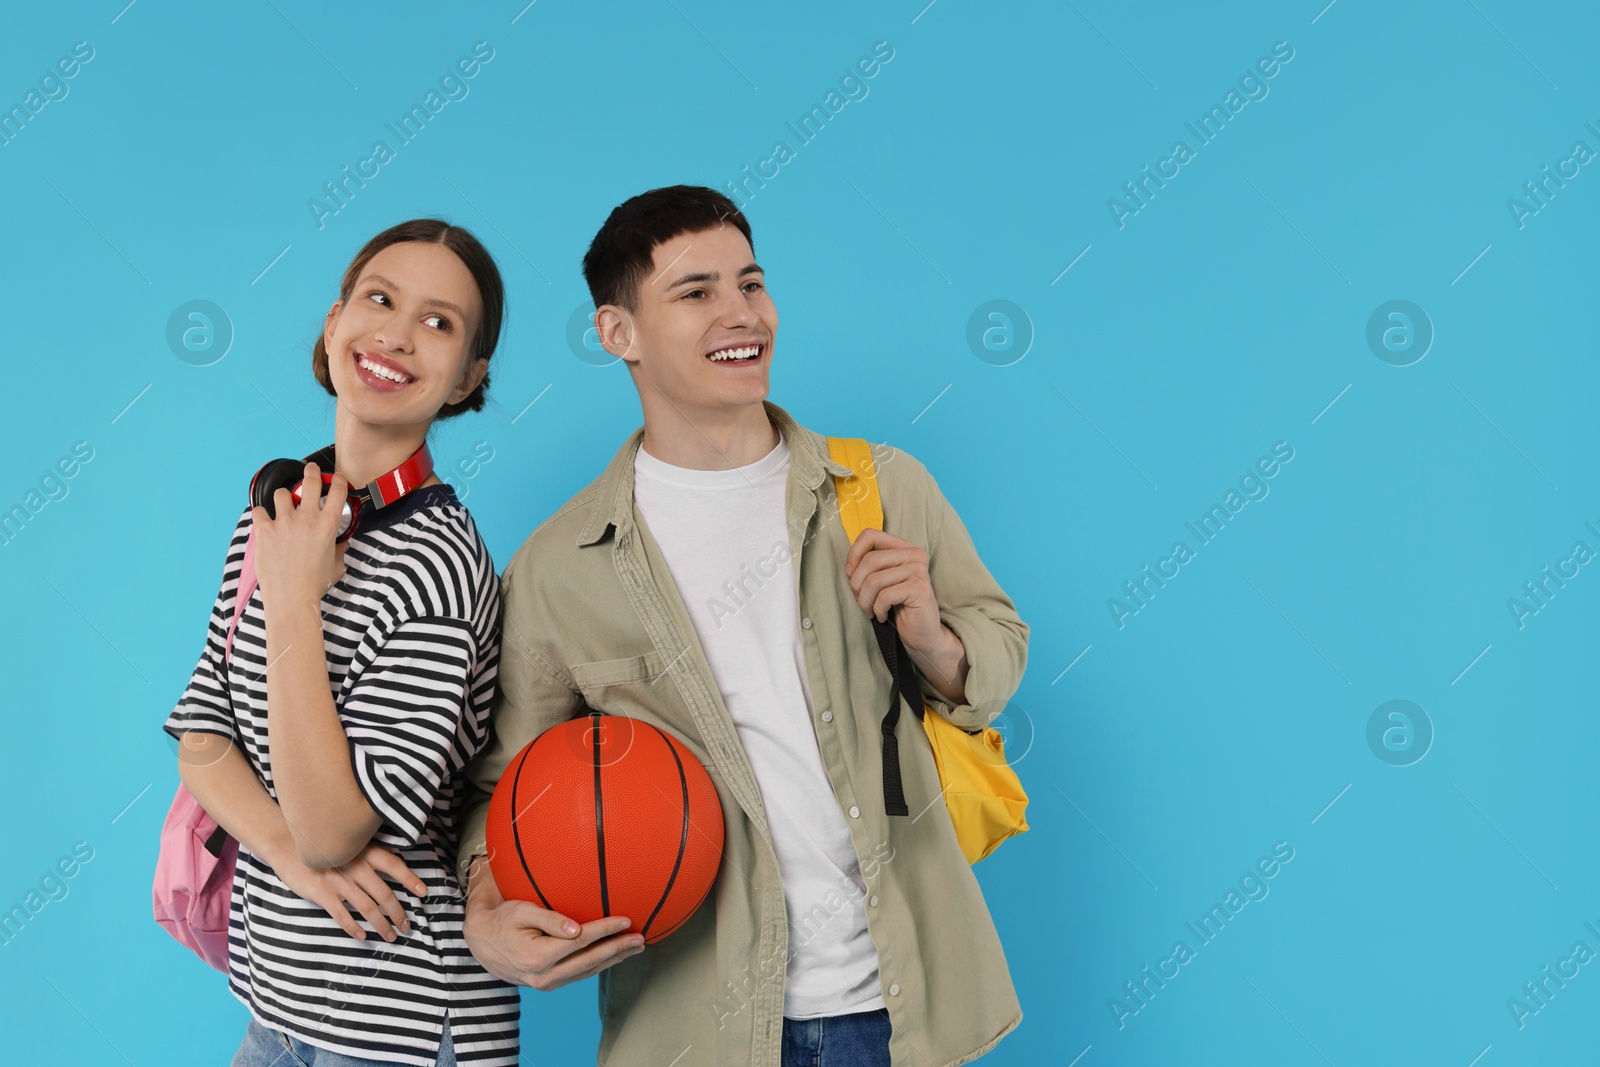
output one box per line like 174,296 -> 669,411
231,1015 -> 454,1067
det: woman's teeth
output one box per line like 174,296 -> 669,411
358,354 -> 413,383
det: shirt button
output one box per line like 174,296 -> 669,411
802,617 -> 813,629
848,805 -> 860,819
888,983 -> 901,996
869,895 -> 879,907
821,711 -> 833,723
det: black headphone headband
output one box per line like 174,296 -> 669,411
248,443 -> 432,542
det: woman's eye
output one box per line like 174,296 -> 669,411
366,291 -> 391,307
426,314 -> 452,332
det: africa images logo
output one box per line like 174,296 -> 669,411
1106,41 -> 1296,230
306,42 -> 496,230
1108,441 -> 1295,629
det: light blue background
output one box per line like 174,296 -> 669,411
2,1 -> 1596,1064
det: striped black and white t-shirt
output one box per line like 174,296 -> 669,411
163,483 -> 518,1066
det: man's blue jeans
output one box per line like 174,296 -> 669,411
231,1016 -> 455,1067
781,1007 -> 891,1067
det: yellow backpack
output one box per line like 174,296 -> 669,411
827,437 -> 1029,864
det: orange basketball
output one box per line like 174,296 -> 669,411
484,713 -> 723,945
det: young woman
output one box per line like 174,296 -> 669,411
164,219 -> 518,1066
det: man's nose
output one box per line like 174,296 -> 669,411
722,290 -> 761,328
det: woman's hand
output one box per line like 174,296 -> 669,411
251,461 -> 350,608
273,841 -> 429,942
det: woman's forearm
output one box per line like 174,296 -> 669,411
264,595 -> 381,866
176,733 -> 297,869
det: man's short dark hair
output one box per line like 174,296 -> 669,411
582,185 -> 754,312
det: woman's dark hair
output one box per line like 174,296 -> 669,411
581,185 -> 752,312
312,218 -> 505,421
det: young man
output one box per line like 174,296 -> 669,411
456,186 -> 1026,1066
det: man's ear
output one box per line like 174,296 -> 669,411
594,305 -> 638,364
448,356 -> 490,405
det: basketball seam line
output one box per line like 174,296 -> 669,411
593,712 -> 611,918
640,723 -> 691,940
509,742 -> 551,910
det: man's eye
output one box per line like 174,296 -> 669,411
743,281 -> 764,293
683,289 -> 706,299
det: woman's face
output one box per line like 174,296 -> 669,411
322,240 -> 487,429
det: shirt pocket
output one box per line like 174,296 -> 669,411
568,651 -> 675,719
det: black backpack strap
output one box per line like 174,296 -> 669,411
871,613 -> 925,817
203,823 -> 229,858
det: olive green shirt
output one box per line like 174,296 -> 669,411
456,401 -> 1027,1066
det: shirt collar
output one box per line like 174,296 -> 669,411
575,400 -> 853,547
355,482 -> 458,536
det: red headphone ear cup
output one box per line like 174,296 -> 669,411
250,459 -> 310,518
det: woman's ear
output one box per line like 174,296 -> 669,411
323,301 -> 343,351
448,356 -> 490,405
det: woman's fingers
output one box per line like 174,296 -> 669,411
321,468 -> 349,531
305,884 -> 368,940
332,875 -> 398,942
272,485 -> 297,522
291,853 -> 426,943
345,863 -> 410,936
361,846 -> 429,898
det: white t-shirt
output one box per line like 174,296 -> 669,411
632,431 -> 886,1019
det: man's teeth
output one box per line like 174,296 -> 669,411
359,355 -> 411,383
708,345 -> 760,362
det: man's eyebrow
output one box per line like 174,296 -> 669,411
663,263 -> 765,290
364,274 -> 469,318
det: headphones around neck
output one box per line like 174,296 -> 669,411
249,443 -> 434,542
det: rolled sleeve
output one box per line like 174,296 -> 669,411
918,471 -> 1029,732
163,638 -> 238,742
455,558 -> 584,888
342,615 -> 478,846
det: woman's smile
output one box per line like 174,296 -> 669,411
352,348 -> 417,393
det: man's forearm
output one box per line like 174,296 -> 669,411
464,851 -> 497,908
906,623 -> 970,706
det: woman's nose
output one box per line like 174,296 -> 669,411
374,323 -> 413,351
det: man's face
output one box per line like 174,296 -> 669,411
602,224 -> 777,416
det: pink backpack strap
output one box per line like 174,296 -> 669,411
224,526 -> 257,666
154,516 -> 252,972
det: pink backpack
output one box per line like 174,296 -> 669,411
153,526 -> 258,971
